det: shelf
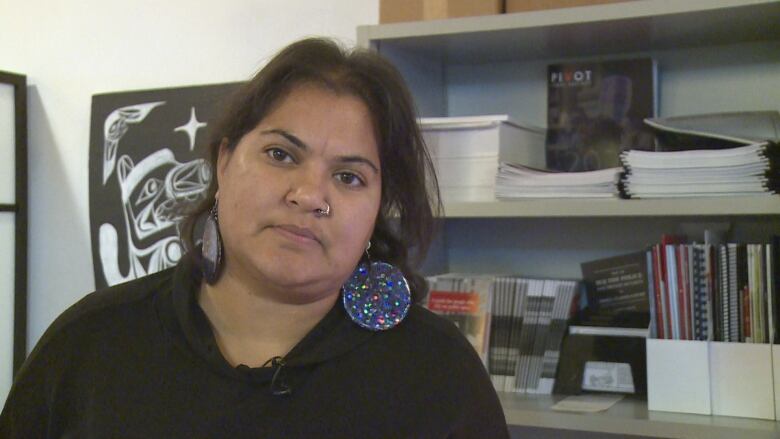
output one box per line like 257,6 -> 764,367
441,196 -> 780,218
500,393 -> 780,438
358,0 -> 780,63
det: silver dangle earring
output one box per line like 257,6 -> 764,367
342,240 -> 412,331
202,200 -> 223,284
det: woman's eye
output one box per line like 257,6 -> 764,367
266,147 -> 294,163
336,172 -> 364,187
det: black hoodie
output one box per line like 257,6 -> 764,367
0,257 -> 509,438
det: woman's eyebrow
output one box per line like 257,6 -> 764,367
261,129 -> 308,151
338,156 -> 379,174
261,128 -> 379,174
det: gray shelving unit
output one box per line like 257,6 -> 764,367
358,0 -> 780,436
500,393 -> 780,438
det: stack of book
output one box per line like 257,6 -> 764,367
620,112 -> 780,198
646,236 -> 779,343
495,163 -> 621,198
424,274 -> 578,394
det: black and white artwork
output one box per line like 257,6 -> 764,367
89,83 -> 239,290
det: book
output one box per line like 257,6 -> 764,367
579,251 -> 651,329
719,244 -> 731,342
770,239 -> 779,344
515,279 -> 543,392
525,280 -> 556,393
425,274 -> 493,363
691,244 -> 711,341
487,277 -> 514,389
538,280 -> 578,394
645,250 -> 658,339
546,58 -> 657,172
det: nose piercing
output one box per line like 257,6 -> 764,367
314,203 -> 330,218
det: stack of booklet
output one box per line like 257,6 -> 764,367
620,143 -> 777,198
495,163 -> 621,198
424,274 -> 579,395
620,112 -> 780,198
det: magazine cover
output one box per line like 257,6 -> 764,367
546,58 -> 657,171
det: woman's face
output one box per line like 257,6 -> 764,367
216,84 -> 382,304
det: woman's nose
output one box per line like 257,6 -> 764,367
284,170 -> 328,213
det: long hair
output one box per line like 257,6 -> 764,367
180,37 -> 441,302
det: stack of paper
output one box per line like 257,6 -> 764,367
420,115 -> 546,202
495,163 -> 621,198
620,142 -> 777,198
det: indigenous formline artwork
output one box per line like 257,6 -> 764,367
89,83 -> 238,289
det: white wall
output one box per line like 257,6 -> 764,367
0,0 -> 379,351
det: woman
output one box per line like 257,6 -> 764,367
1,38 -> 509,438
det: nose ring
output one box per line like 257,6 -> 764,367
314,203 -> 330,218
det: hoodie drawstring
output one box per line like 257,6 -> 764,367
264,356 -> 292,397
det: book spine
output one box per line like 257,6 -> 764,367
759,244 -> 769,343
728,244 -> 739,342
526,280 -> 556,393
666,245 -> 680,339
652,245 -> 666,339
747,244 -> 757,343
516,279 -> 543,393
719,244 -> 730,342
505,278 -> 525,392
705,244 -> 716,341
646,249 -> 658,339
692,245 -> 709,341
538,281 -> 574,394
768,242 -> 777,344
736,244 -> 748,342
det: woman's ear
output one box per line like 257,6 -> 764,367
216,137 -> 231,186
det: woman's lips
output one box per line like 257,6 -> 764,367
273,224 -> 320,244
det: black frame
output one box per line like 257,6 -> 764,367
0,71 -> 28,376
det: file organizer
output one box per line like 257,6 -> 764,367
709,342 -> 774,420
647,339 -> 777,420
773,345 -> 780,421
647,339 -> 711,415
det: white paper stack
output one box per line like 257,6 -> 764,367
420,115 -> 546,202
495,163 -> 621,198
620,142 -> 777,198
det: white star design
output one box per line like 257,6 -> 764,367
174,107 -> 207,151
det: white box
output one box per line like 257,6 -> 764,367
421,115 -> 546,201
439,186 -> 495,203
709,341 -> 775,420
421,115 -> 545,164
647,339 -> 711,415
435,157 -> 498,187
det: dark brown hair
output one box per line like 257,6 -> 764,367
181,37 -> 441,302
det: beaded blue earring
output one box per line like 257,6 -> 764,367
342,242 -> 412,331
202,200 -> 223,284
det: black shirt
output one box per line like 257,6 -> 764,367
0,257 -> 509,438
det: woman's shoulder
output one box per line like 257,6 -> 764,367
35,268 -> 175,351
394,304 -> 483,362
